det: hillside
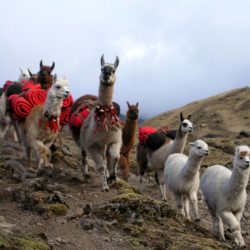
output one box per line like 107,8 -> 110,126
0,87 -> 250,250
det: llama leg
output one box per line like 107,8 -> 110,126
30,140 -> 52,169
183,196 -> 191,221
88,147 -> 109,192
108,142 -> 121,181
220,211 -> 245,247
190,192 -> 200,221
81,150 -> 90,178
175,194 -> 185,217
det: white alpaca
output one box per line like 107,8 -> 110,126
80,55 -> 122,191
18,67 -> 31,82
164,139 -> 209,221
24,75 -> 70,169
200,145 -> 250,248
149,112 -> 193,199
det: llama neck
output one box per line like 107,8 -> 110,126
122,118 -> 137,146
227,160 -> 250,193
170,125 -> 188,154
181,154 -> 203,179
97,84 -> 114,106
43,92 -> 63,118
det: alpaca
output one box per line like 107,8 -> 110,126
164,139 -> 209,221
118,101 -> 139,181
24,75 -> 70,169
200,145 -> 250,248
80,55 -> 122,191
144,112 -> 193,199
18,68 -> 31,82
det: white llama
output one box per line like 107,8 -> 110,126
148,112 -> 193,199
24,75 -> 70,169
200,145 -> 250,248
164,139 -> 209,221
18,67 -> 31,82
80,55 -> 122,191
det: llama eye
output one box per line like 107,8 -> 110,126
197,146 -> 201,149
239,156 -> 243,160
182,122 -> 187,127
56,85 -> 61,89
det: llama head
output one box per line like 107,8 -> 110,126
50,75 -> 70,99
100,55 -> 119,86
189,139 -> 209,157
180,112 -> 193,134
18,68 -> 30,82
37,60 -> 55,89
126,101 -> 139,120
234,145 -> 250,170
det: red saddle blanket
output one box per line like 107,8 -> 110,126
138,126 -> 158,144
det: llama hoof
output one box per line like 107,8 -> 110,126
103,187 -> 109,192
107,174 -> 117,184
44,163 -> 53,169
83,173 -> 91,180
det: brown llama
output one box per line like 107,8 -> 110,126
77,55 -> 121,191
118,102 -> 139,181
24,76 -> 70,169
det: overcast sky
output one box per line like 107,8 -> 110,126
1,0 -> 250,118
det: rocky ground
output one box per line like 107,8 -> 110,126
0,87 -> 250,250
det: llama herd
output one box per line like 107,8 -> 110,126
0,55 -> 249,248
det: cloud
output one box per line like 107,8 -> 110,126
1,0 -> 250,118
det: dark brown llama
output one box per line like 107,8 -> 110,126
36,60 -> 55,89
118,102 -> 139,181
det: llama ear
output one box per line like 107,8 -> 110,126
40,60 -> 43,69
51,62 -> 55,71
136,102 -> 139,107
19,67 -> 23,74
101,54 -> 105,67
189,142 -> 195,147
28,68 -> 33,77
114,56 -> 119,69
187,114 -> 192,120
127,101 -> 130,108
180,112 -> 184,122
53,74 -> 57,83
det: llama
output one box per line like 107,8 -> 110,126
0,88 -> 11,138
24,75 -> 70,169
200,145 -> 250,248
144,112 -> 193,199
18,68 -> 31,82
37,60 -> 55,89
79,55 -> 122,191
118,101 -> 139,181
0,67 -> 33,140
164,139 -> 209,221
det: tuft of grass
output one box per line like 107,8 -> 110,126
48,203 -> 68,216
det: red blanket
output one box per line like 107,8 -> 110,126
139,126 -> 158,144
63,95 -> 73,108
8,94 -> 33,119
24,88 -> 47,106
60,107 -> 71,127
69,106 -> 90,128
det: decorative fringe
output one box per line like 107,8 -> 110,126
94,104 -> 121,132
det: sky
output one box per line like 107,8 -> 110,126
0,0 -> 250,118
